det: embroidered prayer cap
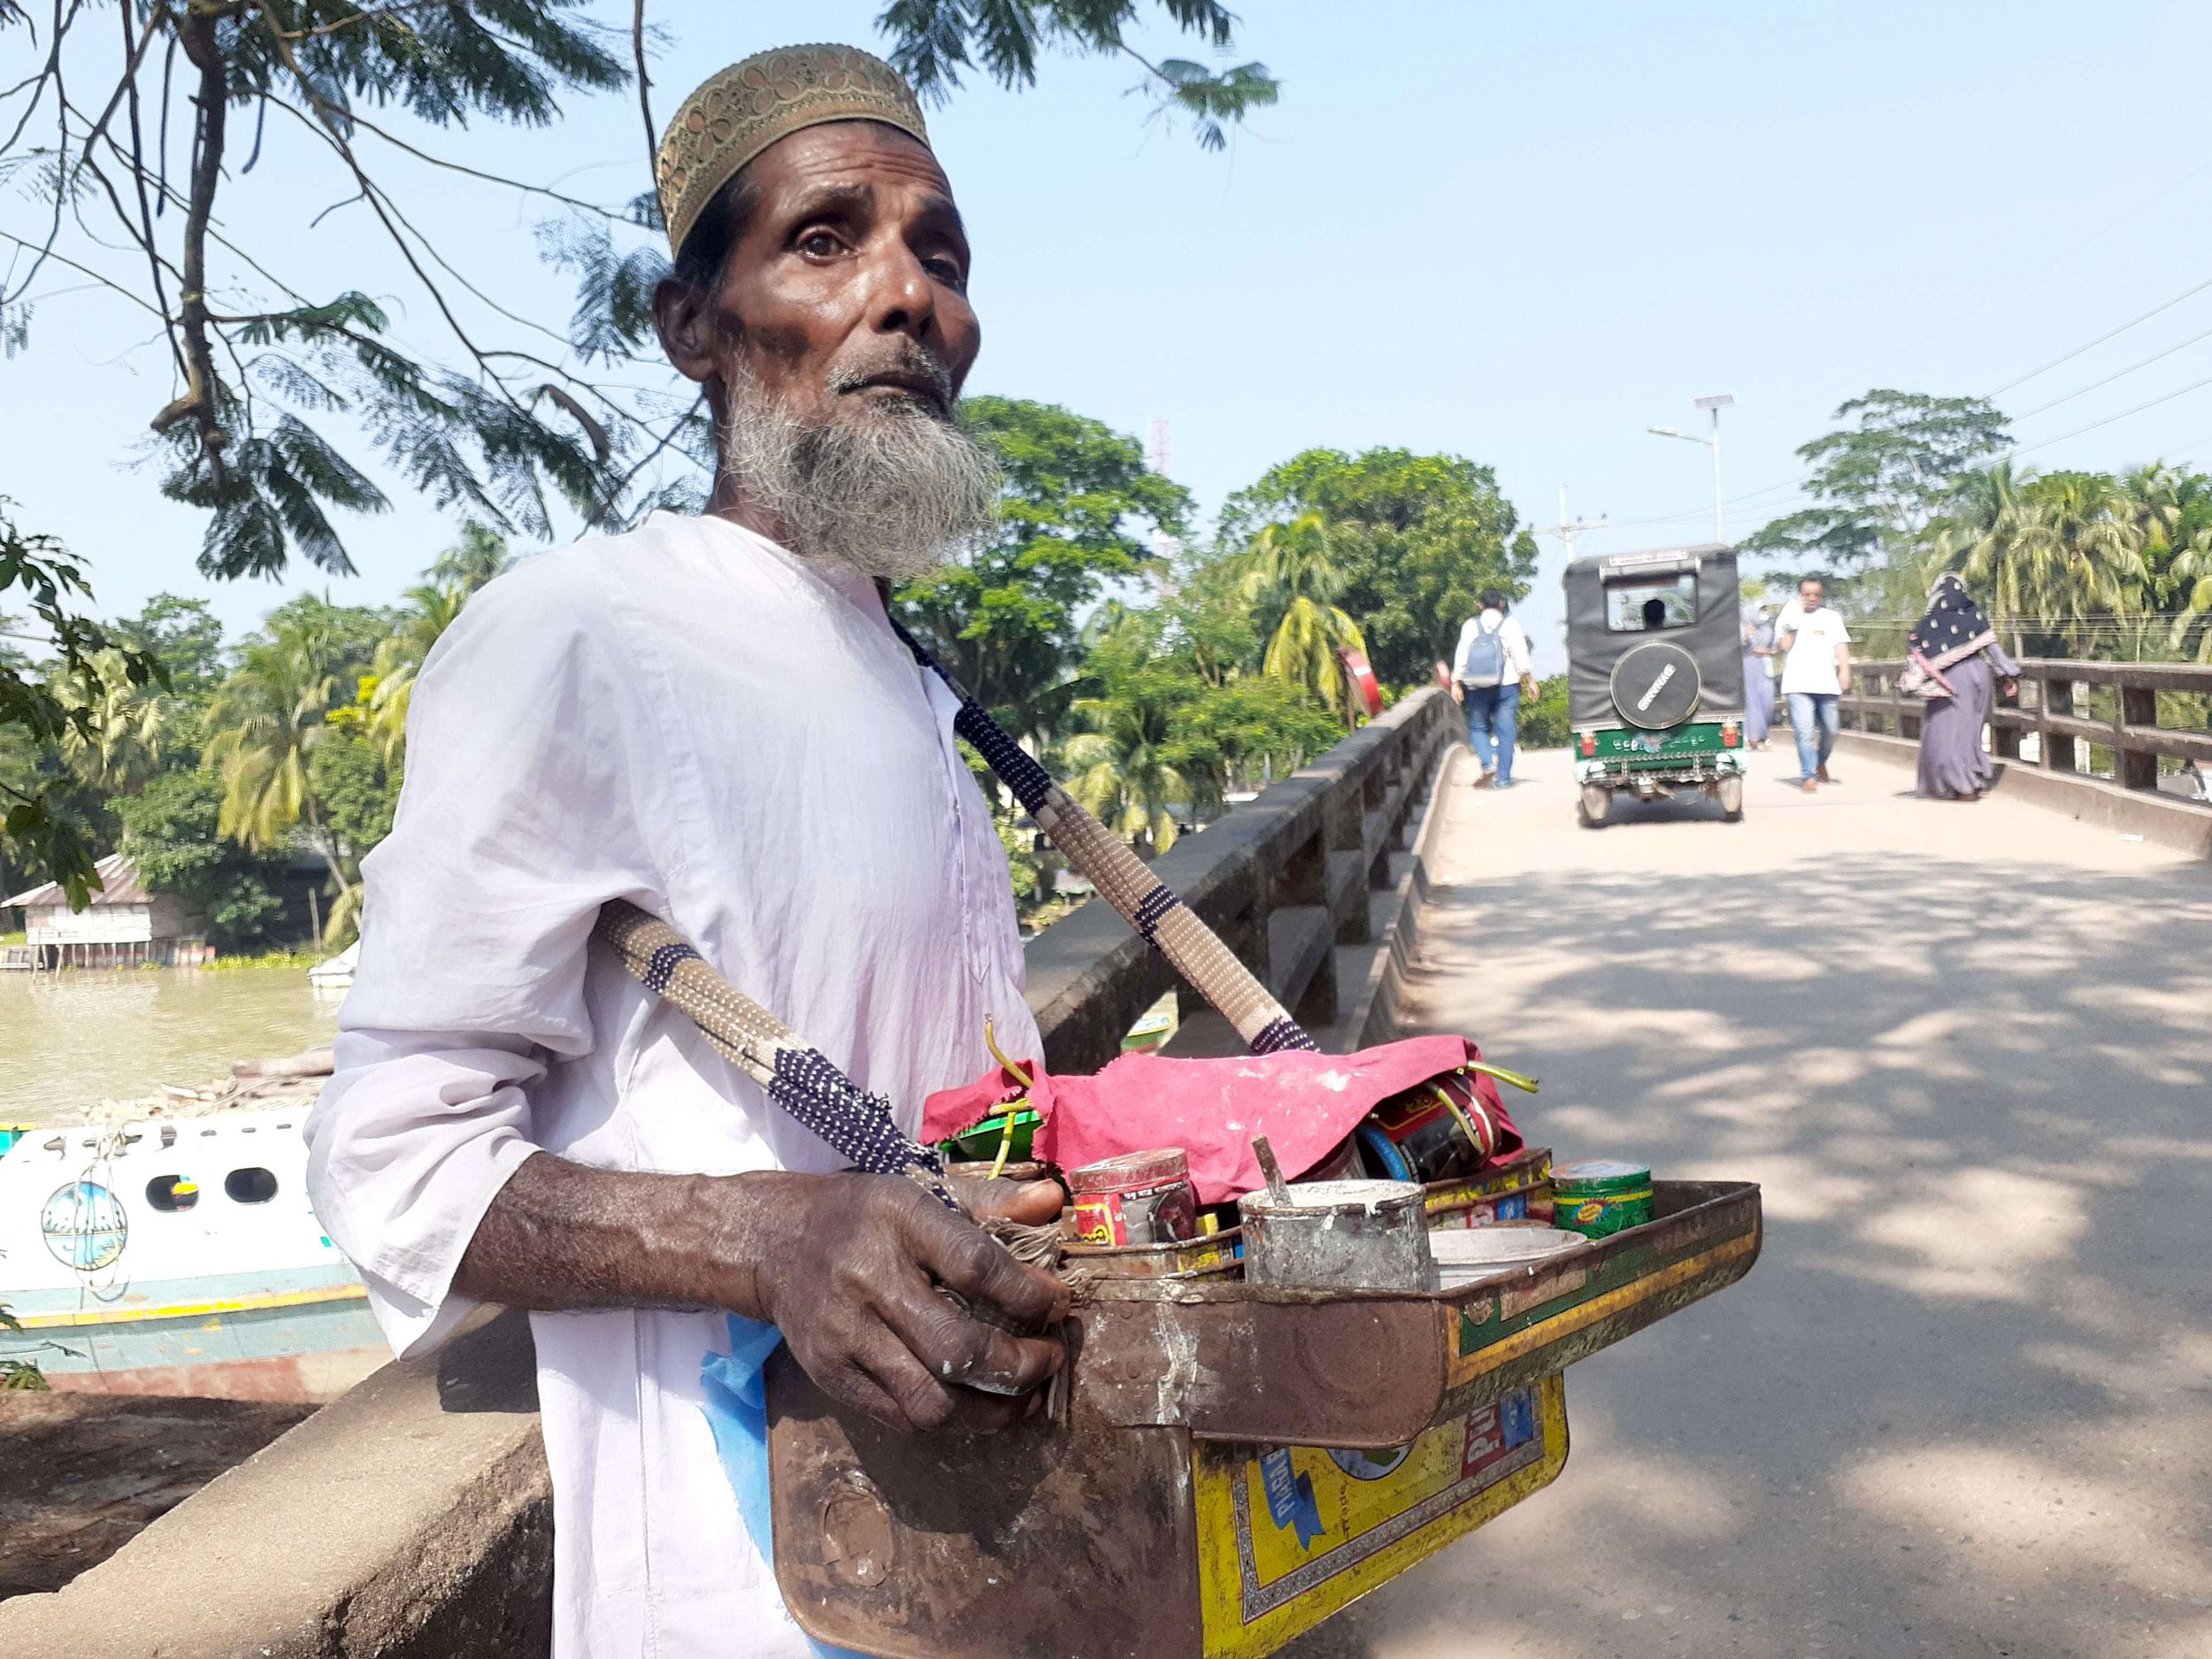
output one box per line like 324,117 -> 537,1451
656,44 -> 932,260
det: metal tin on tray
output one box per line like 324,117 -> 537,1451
1068,1148 -> 1198,1247
1356,1069 -> 1503,1185
1550,1159 -> 1654,1238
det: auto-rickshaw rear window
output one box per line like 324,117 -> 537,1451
1603,572 -> 1698,632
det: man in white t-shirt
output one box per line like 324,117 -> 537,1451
1773,573 -> 1853,793
1451,588 -> 1537,787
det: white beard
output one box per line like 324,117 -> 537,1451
717,361 -> 1001,580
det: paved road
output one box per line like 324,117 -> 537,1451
1285,741 -> 2211,1659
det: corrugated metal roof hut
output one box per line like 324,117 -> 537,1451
2,855 -> 204,969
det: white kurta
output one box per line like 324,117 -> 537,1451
304,511 -> 1041,1658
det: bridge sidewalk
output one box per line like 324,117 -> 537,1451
1283,741 -> 2212,1659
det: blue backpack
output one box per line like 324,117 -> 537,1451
1462,615 -> 1507,686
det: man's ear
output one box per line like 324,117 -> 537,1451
655,275 -> 723,387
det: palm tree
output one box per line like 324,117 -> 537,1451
1933,464 -> 2148,656
1239,511 -> 1368,719
360,525 -> 512,761
55,648 -> 166,790
1062,690 -> 1193,856
426,521 -> 513,595
365,581 -> 471,760
203,609 -> 348,895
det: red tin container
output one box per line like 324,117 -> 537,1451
1068,1148 -> 1198,1247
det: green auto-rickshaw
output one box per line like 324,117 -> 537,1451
1563,543 -> 1748,827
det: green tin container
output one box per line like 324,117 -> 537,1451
1550,1159 -> 1655,1239
941,1109 -> 1042,1167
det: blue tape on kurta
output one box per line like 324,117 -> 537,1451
700,1316 -> 870,1659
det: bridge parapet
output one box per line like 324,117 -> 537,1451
0,689 -> 1462,1658
1839,657 -> 2211,856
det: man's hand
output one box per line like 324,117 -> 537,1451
1450,681 -> 1464,704
758,1173 -> 1068,1433
451,1153 -> 1068,1436
1520,673 -> 1539,698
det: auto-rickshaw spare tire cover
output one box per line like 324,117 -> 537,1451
1609,640 -> 1702,729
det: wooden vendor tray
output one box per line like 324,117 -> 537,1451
765,1179 -> 1761,1659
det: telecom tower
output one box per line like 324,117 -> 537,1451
1148,418 -> 1182,575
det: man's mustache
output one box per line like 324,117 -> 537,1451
826,344 -> 955,417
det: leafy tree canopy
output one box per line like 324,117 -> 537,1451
1,2 -> 1274,584
895,396 -> 1190,740
1218,449 -> 1535,687
1741,390 -> 2011,578
0,503 -> 161,907
115,769 -> 290,951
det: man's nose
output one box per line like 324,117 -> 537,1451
863,236 -> 937,343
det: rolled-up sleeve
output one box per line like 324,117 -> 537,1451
304,557 -> 677,1359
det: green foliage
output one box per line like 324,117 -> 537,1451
1742,390 -> 2011,578
0,1302 -> 46,1391
1219,449 -> 1536,687
5,3 -> 1274,586
1516,675 -> 1571,749
1164,674 -> 1345,795
895,397 -> 1190,741
1071,607 -> 1344,841
1237,511 -> 1366,716
309,723 -> 403,939
113,596 -> 227,699
0,503 -> 163,908
879,1 -> 1277,150
115,772 -> 291,952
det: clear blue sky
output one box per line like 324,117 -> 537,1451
12,0 -> 2212,674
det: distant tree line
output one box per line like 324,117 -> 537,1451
1740,388 -> 2212,664
4,404 -> 1534,938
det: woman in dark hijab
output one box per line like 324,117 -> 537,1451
1907,573 -> 2019,799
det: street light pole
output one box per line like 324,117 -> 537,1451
1694,393 -> 1733,543
1648,394 -> 1737,545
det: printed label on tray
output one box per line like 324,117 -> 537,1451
1225,1386 -> 1550,1622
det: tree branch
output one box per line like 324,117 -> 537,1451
586,388 -> 703,531
631,0 -> 654,179
145,2 -> 227,474
0,0 -> 79,156
117,0 -> 184,379
0,226 -> 167,317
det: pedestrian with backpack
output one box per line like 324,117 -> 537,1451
1451,588 -> 1537,788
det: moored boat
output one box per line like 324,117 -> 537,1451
0,1056 -> 383,1402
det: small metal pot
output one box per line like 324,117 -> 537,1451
1237,1179 -> 1437,1292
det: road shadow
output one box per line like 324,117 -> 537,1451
1283,852 -> 2212,1659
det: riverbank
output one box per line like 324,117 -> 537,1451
0,968 -> 338,1125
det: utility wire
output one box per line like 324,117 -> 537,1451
2008,315 -> 2212,421
2008,366 -> 2212,458
1984,271 -> 2212,399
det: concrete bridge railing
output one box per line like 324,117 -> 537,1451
1838,656 -> 2212,857
0,689 -> 1462,1658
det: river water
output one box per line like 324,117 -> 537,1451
0,970 -> 340,1125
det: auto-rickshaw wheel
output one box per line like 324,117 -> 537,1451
1578,783 -> 1612,828
1717,773 -> 1744,822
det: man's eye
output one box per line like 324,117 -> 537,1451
798,230 -> 844,257
927,256 -> 967,287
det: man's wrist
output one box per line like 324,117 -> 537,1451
454,1155 -> 820,1322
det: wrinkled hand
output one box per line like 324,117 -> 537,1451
754,1171 -> 1069,1433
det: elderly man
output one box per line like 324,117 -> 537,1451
306,45 -> 1067,1657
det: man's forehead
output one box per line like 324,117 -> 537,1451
750,123 -> 957,210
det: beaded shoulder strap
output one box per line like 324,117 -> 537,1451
888,618 -> 1316,1057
